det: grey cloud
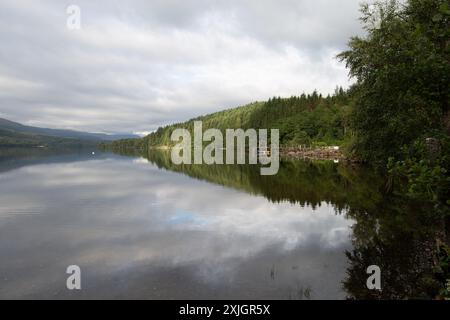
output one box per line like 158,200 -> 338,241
0,0 -> 364,133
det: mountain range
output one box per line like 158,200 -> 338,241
0,118 -> 138,148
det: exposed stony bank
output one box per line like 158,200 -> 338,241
280,146 -> 347,161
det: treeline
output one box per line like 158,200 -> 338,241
99,137 -> 147,154
104,87 -> 353,154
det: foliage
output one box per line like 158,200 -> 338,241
338,0 -> 450,164
388,134 -> 450,216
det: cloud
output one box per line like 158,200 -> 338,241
0,0 -> 364,133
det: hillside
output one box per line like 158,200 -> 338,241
0,118 -> 138,142
106,88 -> 353,152
0,128 -> 99,148
0,118 -> 139,148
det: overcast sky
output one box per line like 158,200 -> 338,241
0,0 -> 364,134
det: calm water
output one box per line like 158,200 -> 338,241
0,148 -> 441,299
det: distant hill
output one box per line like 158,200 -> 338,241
0,118 -> 139,148
0,128 -> 97,148
0,118 -> 138,141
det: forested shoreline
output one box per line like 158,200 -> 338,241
104,0 -> 449,217
101,88 -> 352,153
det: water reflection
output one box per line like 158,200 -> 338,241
0,148 -> 446,299
134,149 -> 449,299
0,148 -> 353,299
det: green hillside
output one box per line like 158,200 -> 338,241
105,88 -> 353,152
0,128 -> 97,148
0,117 -> 139,148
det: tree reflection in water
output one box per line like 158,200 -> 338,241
106,148 -> 450,299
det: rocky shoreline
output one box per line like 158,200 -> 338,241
280,146 -> 346,161
151,145 -> 356,162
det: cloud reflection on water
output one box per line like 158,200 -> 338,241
0,155 -> 353,299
